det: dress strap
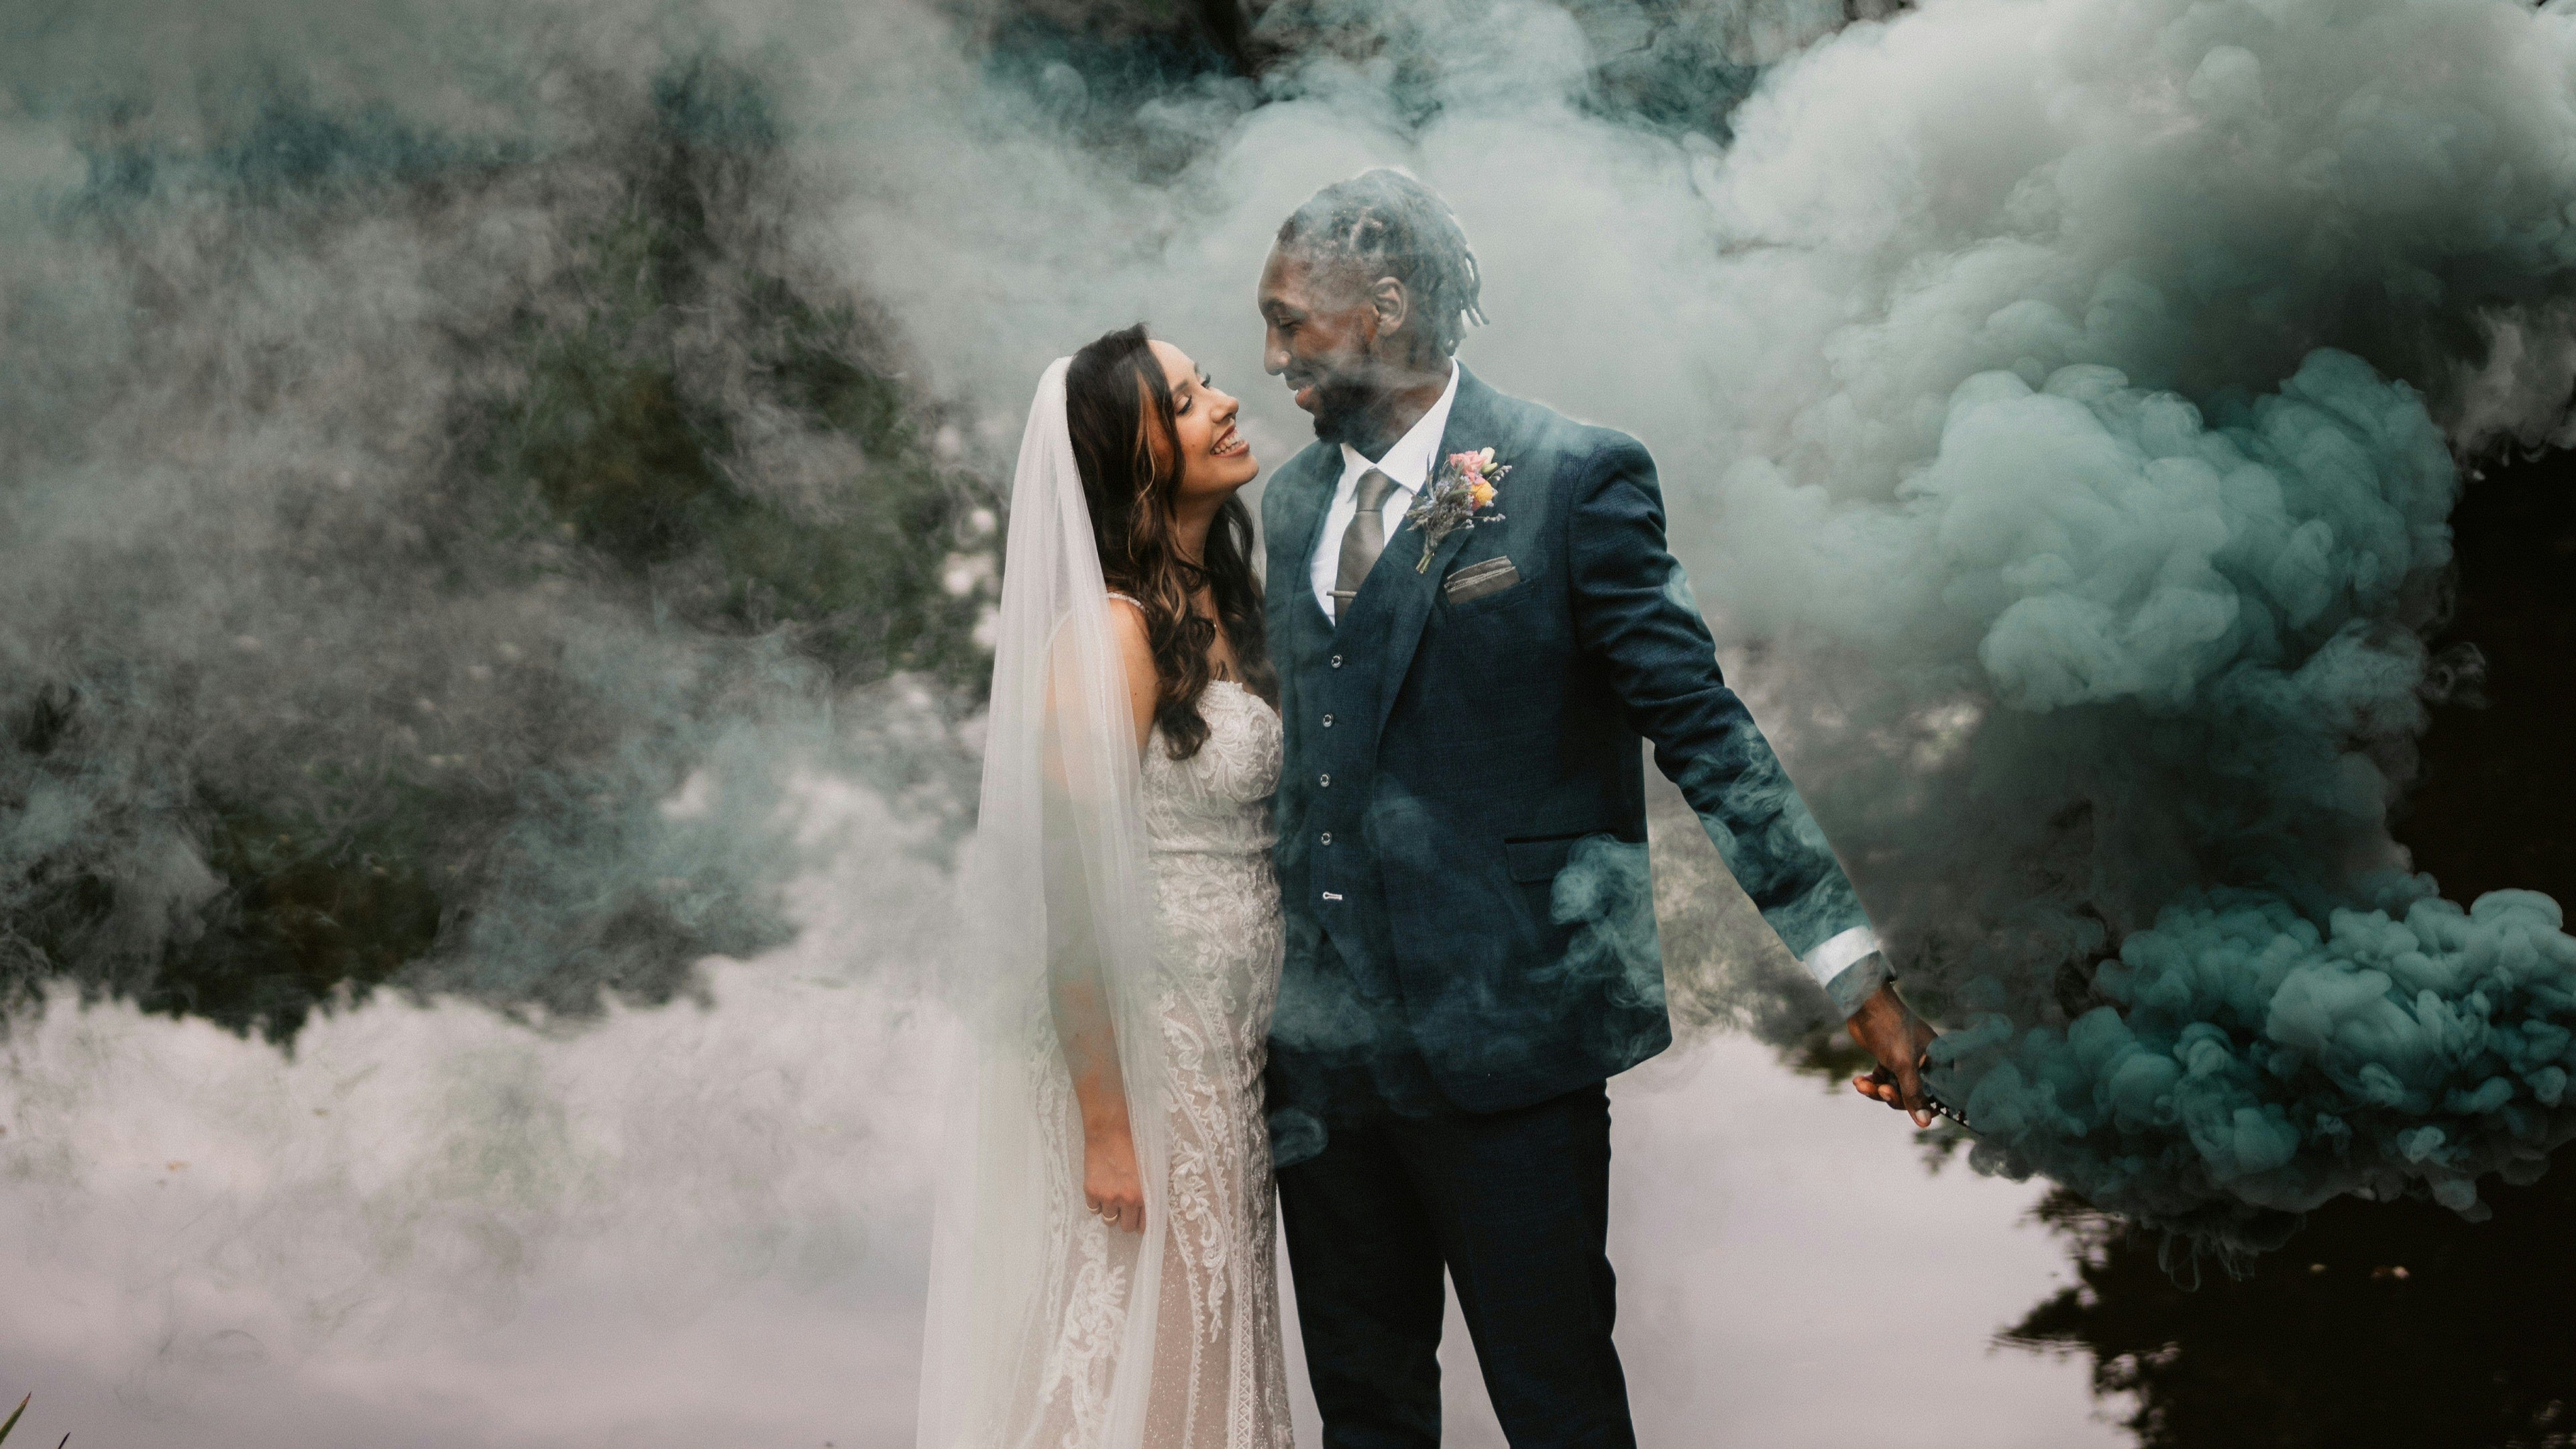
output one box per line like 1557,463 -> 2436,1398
1103,592 -> 1237,682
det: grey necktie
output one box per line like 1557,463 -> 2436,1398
1331,468 -> 1398,621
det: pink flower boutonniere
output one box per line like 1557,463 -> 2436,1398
1407,447 -> 1510,572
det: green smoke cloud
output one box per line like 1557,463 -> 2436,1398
1682,0 -> 2576,1246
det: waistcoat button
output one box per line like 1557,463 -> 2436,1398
1318,773 -> 1331,788
1330,655 -> 1343,668
1320,832 -> 1332,845
1322,714 -> 1334,727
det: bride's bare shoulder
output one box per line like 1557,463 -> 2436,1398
1104,592 -> 1150,640
1104,594 -> 1159,744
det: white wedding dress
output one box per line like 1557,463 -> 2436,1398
918,359 -> 1293,1449
1006,677 -> 1295,1449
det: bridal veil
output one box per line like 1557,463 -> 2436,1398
916,358 -> 1175,1449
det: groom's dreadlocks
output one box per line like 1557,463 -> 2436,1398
1277,168 -> 1487,359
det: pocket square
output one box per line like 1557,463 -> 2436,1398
1444,556 -> 1520,604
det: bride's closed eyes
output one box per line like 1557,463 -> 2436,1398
1146,337 -> 1255,488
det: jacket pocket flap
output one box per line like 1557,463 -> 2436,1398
1444,557 -> 1521,604
1504,835 -> 1580,882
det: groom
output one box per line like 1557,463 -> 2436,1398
1257,168 -> 1936,1448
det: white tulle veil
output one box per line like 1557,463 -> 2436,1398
916,358 -> 1173,1449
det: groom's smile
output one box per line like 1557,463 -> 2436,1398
1258,226 -> 1464,459
1258,246 -> 1391,444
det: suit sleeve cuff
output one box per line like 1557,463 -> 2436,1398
1803,925 -> 1886,1017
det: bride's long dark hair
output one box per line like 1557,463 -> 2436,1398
1065,323 -> 1276,760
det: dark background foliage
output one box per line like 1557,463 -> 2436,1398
1,58 -> 998,1043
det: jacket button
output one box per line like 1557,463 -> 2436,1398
1322,714 -> 1334,727
1330,655 -> 1343,668
1320,832 -> 1332,845
1318,773 -> 1331,788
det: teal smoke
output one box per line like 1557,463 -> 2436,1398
1642,0 -> 2576,1250
1903,350 -> 2571,1244
1957,888 -> 2575,1220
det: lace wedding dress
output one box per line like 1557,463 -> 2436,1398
920,360 -> 1293,1449
1006,676 -> 1295,1449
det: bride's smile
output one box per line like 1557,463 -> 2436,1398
1148,341 -> 1260,498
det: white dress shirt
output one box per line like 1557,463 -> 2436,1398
1807,924 -> 1884,1004
1308,362 -> 1460,619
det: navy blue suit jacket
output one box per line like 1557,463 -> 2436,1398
1263,366 -> 1872,1118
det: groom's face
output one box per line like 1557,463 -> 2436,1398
1258,246 -> 1392,445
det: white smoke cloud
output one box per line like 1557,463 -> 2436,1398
0,772 -> 955,1447
0,780 -> 2104,1448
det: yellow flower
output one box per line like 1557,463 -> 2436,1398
1470,480 -> 1497,509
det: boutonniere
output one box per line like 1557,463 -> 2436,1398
1406,447 -> 1509,572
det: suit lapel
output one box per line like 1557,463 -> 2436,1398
1290,445 -> 1340,579
1267,443 -> 1340,640
1372,365 -> 1508,734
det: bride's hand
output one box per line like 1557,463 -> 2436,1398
1083,1126 -> 1147,1234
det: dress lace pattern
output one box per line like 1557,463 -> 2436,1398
1014,679 -> 1293,1449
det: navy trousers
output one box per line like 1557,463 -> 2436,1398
1275,1072 -> 1636,1449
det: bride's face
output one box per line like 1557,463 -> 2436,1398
1146,339 -> 1258,503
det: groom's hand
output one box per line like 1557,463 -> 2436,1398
1846,983 -> 1939,1129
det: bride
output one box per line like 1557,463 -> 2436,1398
916,325 -> 1295,1449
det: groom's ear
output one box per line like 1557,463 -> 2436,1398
1365,274 -> 1411,347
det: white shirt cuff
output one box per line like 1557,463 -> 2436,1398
1802,924 -> 1882,991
